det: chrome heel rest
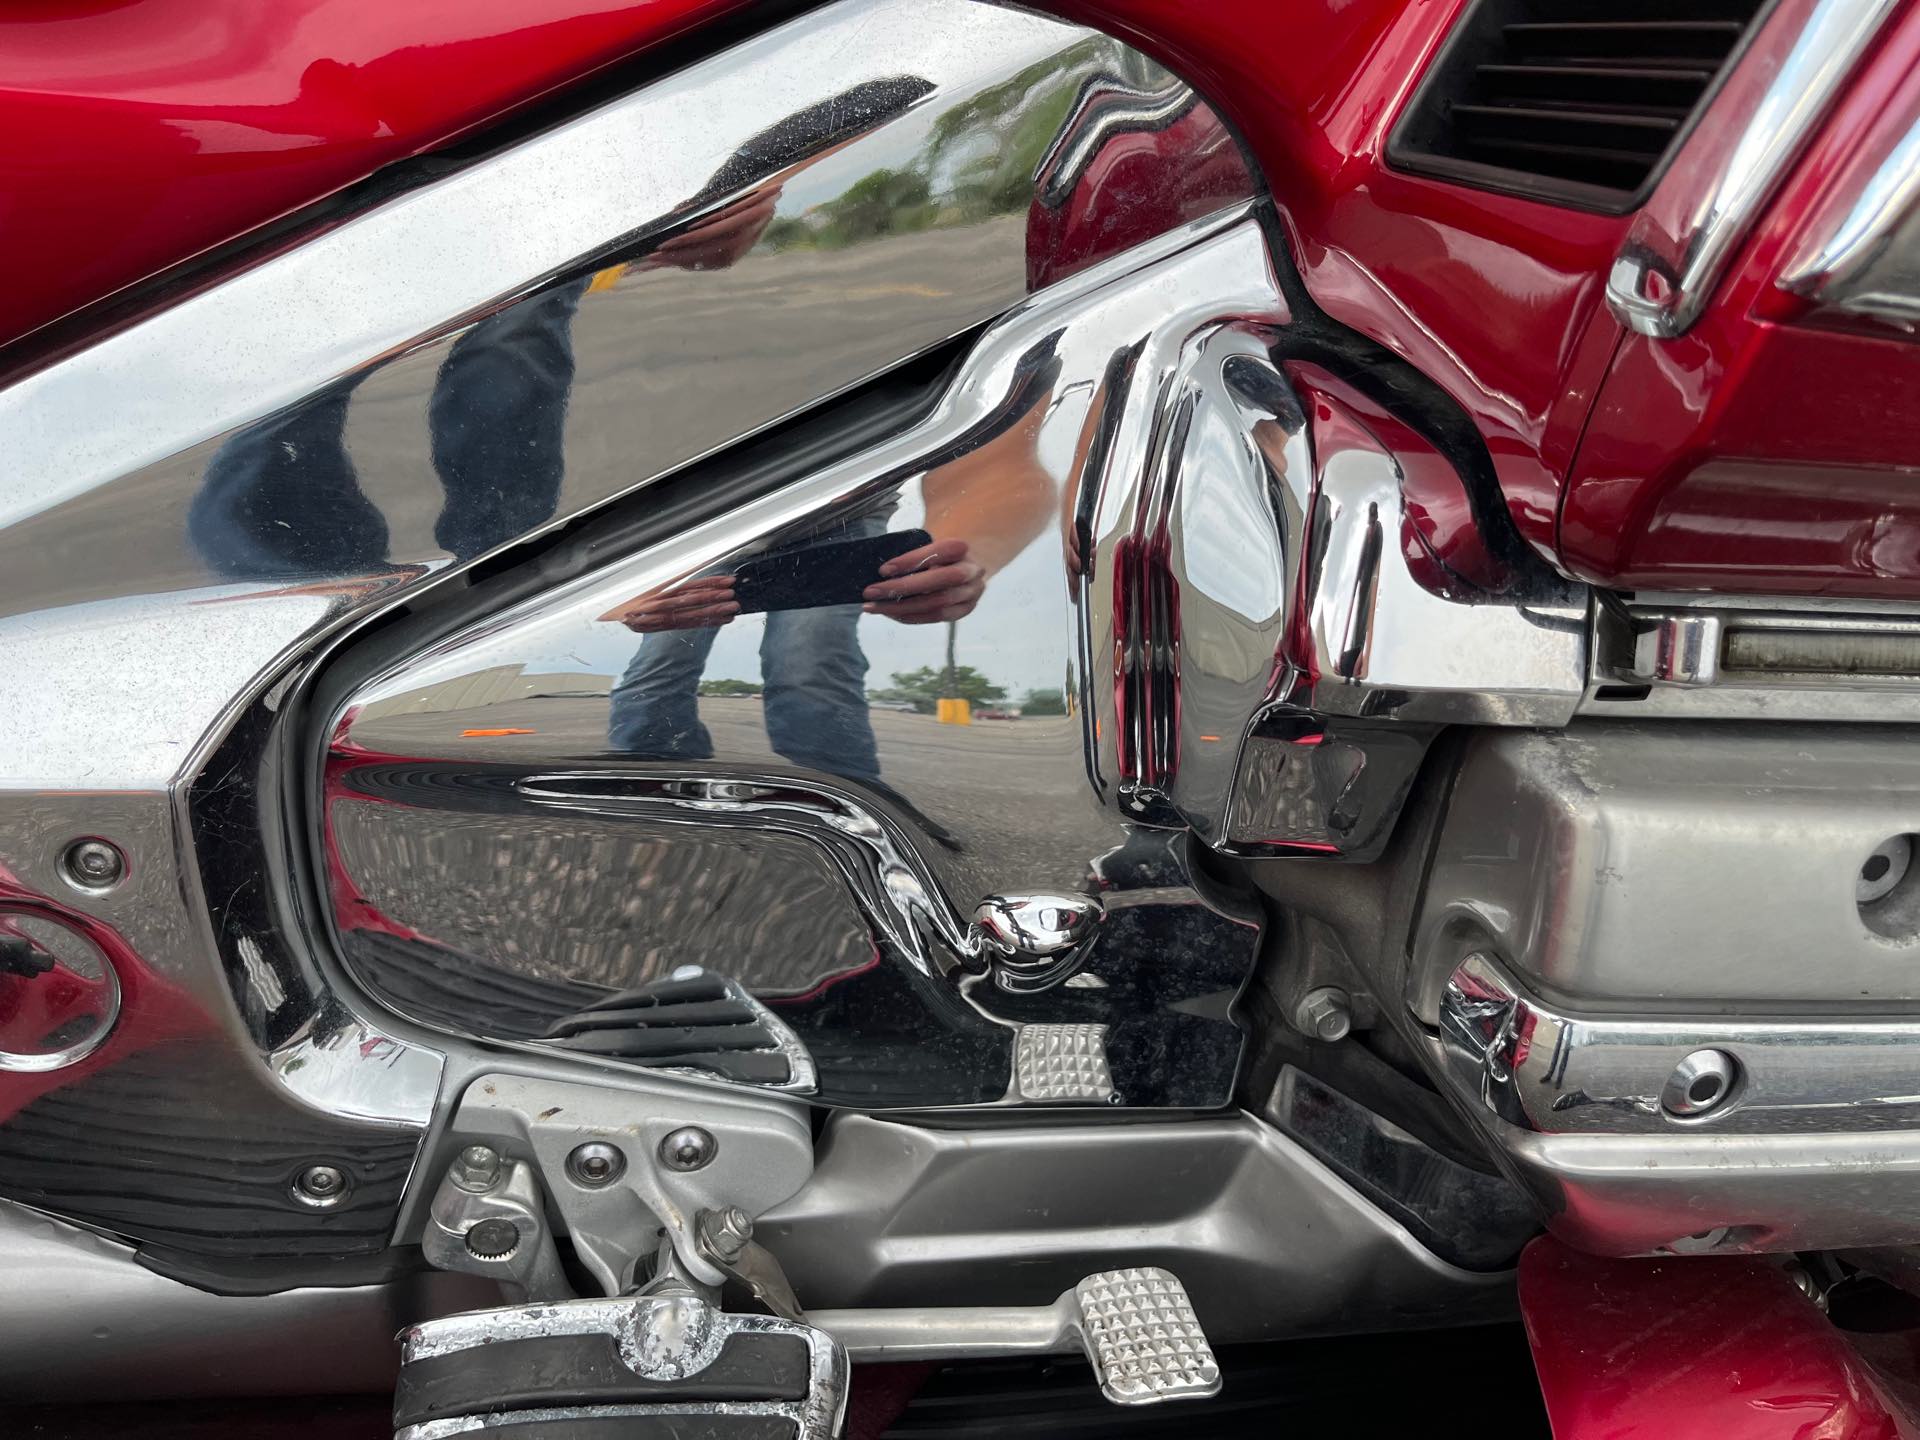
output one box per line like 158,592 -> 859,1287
393,1294 -> 848,1440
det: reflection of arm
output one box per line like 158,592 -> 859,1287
918,404 -> 1056,576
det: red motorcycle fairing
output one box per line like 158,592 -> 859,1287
0,0 -> 756,357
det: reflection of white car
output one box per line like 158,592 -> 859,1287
976,708 -> 1021,720
869,699 -> 918,712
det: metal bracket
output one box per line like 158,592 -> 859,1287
446,1071 -> 812,1294
419,1148 -> 571,1303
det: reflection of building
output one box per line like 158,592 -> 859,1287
360,665 -> 609,720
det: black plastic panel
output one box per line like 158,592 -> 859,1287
1388,0 -> 1770,211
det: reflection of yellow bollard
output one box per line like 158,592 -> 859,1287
586,263 -> 630,295
937,697 -> 972,726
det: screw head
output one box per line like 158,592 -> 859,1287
659,1126 -> 718,1172
450,1144 -> 502,1192
565,1141 -> 627,1188
465,1218 -> 520,1260
61,839 -> 126,894
1296,986 -> 1352,1043
292,1163 -> 349,1207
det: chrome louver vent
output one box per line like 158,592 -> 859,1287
1389,0 -> 1769,210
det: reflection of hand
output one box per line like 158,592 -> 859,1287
861,538 -> 985,625
598,575 -> 739,633
647,189 -> 781,272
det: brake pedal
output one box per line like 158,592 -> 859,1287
1074,1267 -> 1222,1405
393,1293 -> 847,1439
807,1264 -> 1221,1409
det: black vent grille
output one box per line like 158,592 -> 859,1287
1389,0 -> 1771,211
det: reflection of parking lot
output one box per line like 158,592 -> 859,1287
339,692 -> 1129,1000
365,693 -> 1118,895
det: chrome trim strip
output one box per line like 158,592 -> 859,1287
1584,595 -> 1920,720
1440,951 -> 1920,1137
1606,0 -> 1901,340
1778,114 -> 1920,320
1432,953 -> 1920,1256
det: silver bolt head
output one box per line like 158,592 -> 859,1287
565,1141 -> 627,1188
701,1205 -> 754,1260
659,1126 -> 718,1172
465,1217 -> 520,1260
1663,1048 -> 1739,1118
62,839 -> 126,892
293,1163 -> 348,1206
450,1144 -> 502,1192
1297,986 -> 1352,1043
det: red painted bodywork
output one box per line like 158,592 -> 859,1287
0,0 -> 753,356
1519,1236 -> 1916,1440
1560,4 -> 1920,598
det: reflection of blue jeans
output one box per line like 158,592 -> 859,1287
189,280 -> 586,577
608,526 -> 885,784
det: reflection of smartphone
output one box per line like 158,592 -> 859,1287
732,529 -> 930,614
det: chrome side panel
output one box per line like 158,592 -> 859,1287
325,221 -> 1284,1109
0,0 -> 1256,1261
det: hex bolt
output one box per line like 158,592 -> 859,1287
565,1141 -> 627,1188
293,1163 -> 349,1207
1662,1048 -> 1739,1118
1294,986 -> 1352,1043
450,1144 -> 502,1192
659,1126 -> 718,1172
700,1206 -> 754,1261
61,838 -> 126,894
465,1217 -> 520,1260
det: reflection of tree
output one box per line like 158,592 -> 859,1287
1022,688 -> 1067,716
763,39 -> 1108,252
763,167 -> 935,250
697,678 -> 764,697
870,665 -> 1006,713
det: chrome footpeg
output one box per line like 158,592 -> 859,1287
394,1294 -> 848,1439
1074,1267 -> 1221,1406
808,1265 -> 1220,1409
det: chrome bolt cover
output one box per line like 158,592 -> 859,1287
659,1126 -> 718,1172
1663,1048 -> 1739,1118
450,1144 -> 502,1192
565,1141 -> 627,1188
292,1163 -> 349,1207
1295,987 -> 1353,1043
60,838 -> 126,894
465,1218 -> 520,1260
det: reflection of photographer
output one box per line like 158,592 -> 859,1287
606,517 -> 901,783
603,403 -> 1057,783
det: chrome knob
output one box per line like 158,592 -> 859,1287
969,893 -> 1104,993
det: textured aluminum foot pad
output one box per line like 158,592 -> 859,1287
1013,1023 -> 1115,1102
1074,1267 -> 1221,1405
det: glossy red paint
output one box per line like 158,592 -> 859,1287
1519,1236 -> 1914,1440
1559,4 -> 1920,598
0,0 -> 754,355
1024,101 -> 1254,291
1039,0 -> 1631,564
